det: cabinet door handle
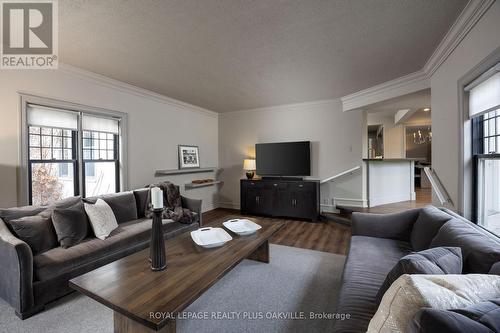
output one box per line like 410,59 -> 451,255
299,184 -> 303,188
273,183 -> 278,187
256,196 -> 259,205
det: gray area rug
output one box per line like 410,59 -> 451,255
0,244 -> 345,333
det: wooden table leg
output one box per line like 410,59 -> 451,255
114,311 -> 175,333
247,240 -> 269,263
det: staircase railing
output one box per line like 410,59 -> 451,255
423,167 -> 453,205
320,165 -> 361,184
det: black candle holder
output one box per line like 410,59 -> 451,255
150,208 -> 167,271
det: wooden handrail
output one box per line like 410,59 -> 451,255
320,166 -> 361,184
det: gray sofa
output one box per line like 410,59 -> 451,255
0,187 -> 202,319
333,206 -> 500,333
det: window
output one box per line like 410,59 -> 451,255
82,130 -> 119,197
28,126 -> 77,205
468,63 -> 500,235
24,103 -> 123,205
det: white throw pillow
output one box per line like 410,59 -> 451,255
84,199 -> 118,240
367,274 -> 500,333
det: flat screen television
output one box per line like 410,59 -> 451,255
255,141 -> 311,176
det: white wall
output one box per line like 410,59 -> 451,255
0,67 -> 219,211
218,99 -> 365,209
430,0 -> 500,213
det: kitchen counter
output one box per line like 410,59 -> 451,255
363,159 -> 416,207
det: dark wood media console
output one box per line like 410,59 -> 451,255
240,179 -> 320,221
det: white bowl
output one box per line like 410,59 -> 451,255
190,227 -> 233,248
223,219 -> 262,236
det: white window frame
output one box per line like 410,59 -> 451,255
458,48 -> 500,220
19,92 -> 128,206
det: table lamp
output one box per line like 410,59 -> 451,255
243,159 -> 256,179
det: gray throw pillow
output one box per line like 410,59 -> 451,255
7,214 -> 58,255
375,247 -> 462,305
410,206 -> 453,251
489,262 -> 500,275
84,192 -> 138,224
431,219 -> 500,273
39,196 -> 83,219
52,202 -> 89,248
409,308 -> 494,333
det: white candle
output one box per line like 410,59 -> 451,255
151,187 -> 163,209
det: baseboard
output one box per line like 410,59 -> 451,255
334,197 -> 368,208
201,202 -> 218,212
217,201 -> 240,210
320,204 -> 340,214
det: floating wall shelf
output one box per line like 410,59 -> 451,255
155,167 -> 219,176
184,180 -> 223,189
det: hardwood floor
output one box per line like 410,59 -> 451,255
337,187 -> 432,214
202,188 -> 431,256
202,209 -> 351,255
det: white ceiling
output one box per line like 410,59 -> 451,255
59,0 -> 467,112
365,89 -> 432,123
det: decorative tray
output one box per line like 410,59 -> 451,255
223,219 -> 262,236
190,227 -> 233,248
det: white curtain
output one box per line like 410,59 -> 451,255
27,104 -> 78,130
82,115 -> 119,134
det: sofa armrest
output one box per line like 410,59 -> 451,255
351,208 -> 421,241
181,196 -> 203,226
0,218 -> 34,314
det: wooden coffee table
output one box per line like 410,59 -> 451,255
69,218 -> 284,333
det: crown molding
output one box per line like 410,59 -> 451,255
341,70 -> 429,111
58,63 -> 219,118
423,0 -> 495,76
222,98 -> 340,116
341,0 -> 495,112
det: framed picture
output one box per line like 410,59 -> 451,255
178,145 -> 200,169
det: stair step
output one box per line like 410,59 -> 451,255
336,205 -> 369,214
322,212 -> 351,226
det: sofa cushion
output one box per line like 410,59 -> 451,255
0,196 -> 81,222
39,196 -> 83,219
411,206 -> 453,251
84,191 -> 138,224
375,247 -> 462,305
0,205 -> 46,222
409,307 -> 495,333
133,188 -> 149,218
33,218 -> 191,281
490,262 -> 500,275
7,214 -> 58,255
333,236 -> 412,333
431,219 -> 500,273
452,298 -> 500,332
84,199 -> 118,240
52,202 -> 89,248
367,274 -> 500,333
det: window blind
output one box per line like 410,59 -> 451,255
82,115 -> 119,134
27,104 -> 78,130
466,63 -> 500,118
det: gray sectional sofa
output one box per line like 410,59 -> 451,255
0,187 -> 201,319
333,206 -> 500,333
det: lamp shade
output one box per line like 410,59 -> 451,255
243,159 -> 256,170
